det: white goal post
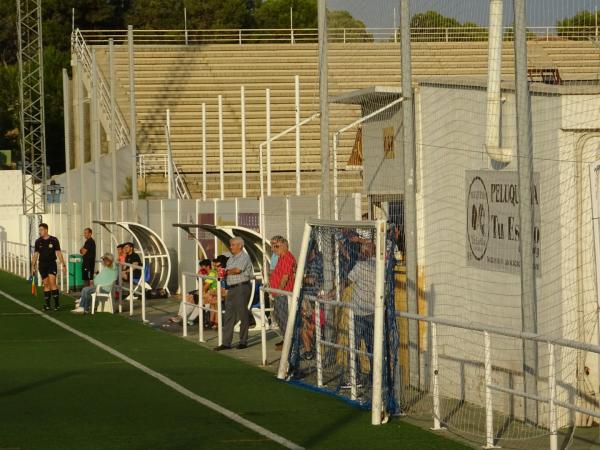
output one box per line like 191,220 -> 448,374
276,219 -> 388,425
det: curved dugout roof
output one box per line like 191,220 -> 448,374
172,223 -> 271,274
93,220 -> 171,292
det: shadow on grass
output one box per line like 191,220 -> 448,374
0,371 -> 81,398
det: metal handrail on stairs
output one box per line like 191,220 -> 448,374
71,28 -> 130,150
137,153 -> 190,199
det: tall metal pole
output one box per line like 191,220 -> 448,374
127,25 -> 139,210
485,0 -> 504,160
241,86 -> 247,198
61,69 -> 72,254
16,0 -> 47,216
166,109 -> 174,199
513,0 -> 538,425
266,88 -> 272,196
295,75 -> 301,196
76,59 -> 86,209
91,49 -> 101,221
218,95 -> 225,200
109,39 -> 119,219
400,0 -> 420,389
318,0 -> 331,219
201,102 -> 207,201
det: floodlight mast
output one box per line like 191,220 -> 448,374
16,0 -> 48,216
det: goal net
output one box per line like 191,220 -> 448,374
277,220 -> 401,423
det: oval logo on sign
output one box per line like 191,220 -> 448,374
467,176 -> 490,261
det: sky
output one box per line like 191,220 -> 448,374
327,0 -> 600,28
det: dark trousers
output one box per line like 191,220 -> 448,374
273,295 -> 289,337
222,283 -> 252,346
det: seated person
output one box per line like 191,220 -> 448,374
169,259 -> 212,324
71,253 -> 118,314
187,256 -> 228,328
121,242 -> 142,283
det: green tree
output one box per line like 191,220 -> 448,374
254,0 -> 317,29
185,0 -> 255,29
327,10 -> 372,42
0,63 -> 19,163
557,10 -> 600,40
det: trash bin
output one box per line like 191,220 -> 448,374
68,254 -> 84,290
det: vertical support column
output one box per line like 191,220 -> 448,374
76,58 -> 86,207
295,75 -> 301,196
62,69 -> 72,268
371,220 -> 386,425
182,274 -> 188,337
177,199 -> 182,294
431,322 -> 443,430
109,39 -> 118,219
333,133 -> 339,220
485,0 -> 504,160
240,86 -> 247,198
128,25 -> 139,211
201,102 -> 207,201
213,199 -> 218,258
216,282 -> 223,346
166,109 -> 174,199
198,277 -> 205,342
318,0 -> 331,219
91,49 -> 101,221
265,88 -> 272,196
400,0 -> 420,388
513,0 -> 538,424
484,331 -> 495,448
218,95 -> 225,200
259,288 -> 267,365
354,192 -> 362,220
285,197 -> 291,241
548,342 -> 557,450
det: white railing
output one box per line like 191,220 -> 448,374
0,241 -> 70,293
117,260 -> 147,322
137,153 -> 190,199
71,29 -> 130,150
181,272 -> 223,346
74,26 -> 600,46
396,310 -> 600,449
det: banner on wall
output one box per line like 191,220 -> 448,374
466,170 -> 541,275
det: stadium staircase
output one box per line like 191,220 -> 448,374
73,39 -> 600,199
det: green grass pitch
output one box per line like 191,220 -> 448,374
0,271 -> 470,450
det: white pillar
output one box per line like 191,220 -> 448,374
201,102 -> 207,201
241,86 -> 247,198
371,220 -> 386,425
128,25 -> 139,210
109,39 -> 119,220
485,0 -> 505,162
265,88 -> 272,196
91,49 -> 102,221
62,69 -> 72,265
218,95 -> 225,200
295,75 -> 301,196
166,109 -> 174,199
76,58 -> 86,207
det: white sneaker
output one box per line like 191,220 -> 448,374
71,307 -> 85,314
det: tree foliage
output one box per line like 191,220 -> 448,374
557,10 -> 600,39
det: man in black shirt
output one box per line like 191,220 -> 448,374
31,223 -> 66,311
80,228 -> 96,286
122,242 -> 142,282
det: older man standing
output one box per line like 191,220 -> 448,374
215,237 -> 254,351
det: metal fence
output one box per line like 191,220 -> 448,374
74,26 -> 600,46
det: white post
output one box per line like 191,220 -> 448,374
234,198 -> 239,227
217,280 -> 223,346
285,196 -> 291,241
76,59 -> 86,208
177,200 -> 182,293
354,192 -> 362,220
128,25 -> 139,210
166,109 -> 174,199
333,133 -> 339,220
259,288 -> 267,365
371,220 -> 386,425
62,68 -> 72,281
92,51 -> 101,219
129,274 -> 134,316
109,39 -> 118,219
213,199 -> 218,258
141,265 -> 147,323
548,342 -> 557,450
295,75 -> 301,196
266,88 -> 272,196
118,262 -> 123,313
431,322 -> 443,430
277,222 -> 312,379
485,0 -> 505,162
290,6 -> 294,44
182,274 -> 188,337
484,331 -> 495,448
201,103 -> 207,201
198,276 -> 204,342
218,95 -> 225,200
184,7 -> 188,45
241,86 -> 247,198
348,304 -> 357,400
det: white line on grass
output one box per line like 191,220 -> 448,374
0,289 -> 304,450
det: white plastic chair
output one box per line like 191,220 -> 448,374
91,284 -> 115,314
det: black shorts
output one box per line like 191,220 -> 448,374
82,266 -> 94,281
38,261 -> 57,279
